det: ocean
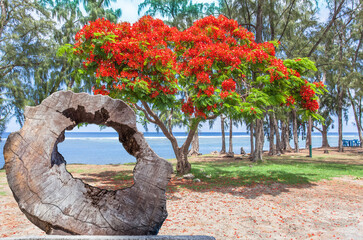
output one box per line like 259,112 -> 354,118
0,131 -> 360,169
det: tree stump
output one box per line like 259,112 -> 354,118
3,91 -> 173,235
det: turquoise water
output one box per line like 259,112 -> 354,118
0,131 -> 359,168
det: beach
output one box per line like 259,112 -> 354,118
0,147 -> 362,239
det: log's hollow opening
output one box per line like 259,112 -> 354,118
53,124 -> 136,190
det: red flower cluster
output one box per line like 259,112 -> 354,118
74,16 -> 179,101
93,85 -> 109,95
181,98 -> 195,116
221,78 -> 236,91
313,81 -> 324,89
300,84 -> 319,112
286,96 -> 295,106
71,15 -> 321,120
269,59 -> 289,82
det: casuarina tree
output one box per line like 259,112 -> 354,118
62,15 -> 324,173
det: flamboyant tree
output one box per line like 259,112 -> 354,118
62,15 -> 323,173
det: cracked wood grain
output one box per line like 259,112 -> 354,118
3,91 -> 173,235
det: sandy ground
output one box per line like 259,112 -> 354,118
0,148 -> 362,239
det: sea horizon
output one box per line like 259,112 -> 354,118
1,131 -> 360,169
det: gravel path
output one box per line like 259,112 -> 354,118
0,172 -> 362,240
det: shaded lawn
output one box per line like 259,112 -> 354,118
62,152 -> 363,194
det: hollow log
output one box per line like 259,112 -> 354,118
3,91 -> 173,235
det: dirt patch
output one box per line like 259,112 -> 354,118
1,165 -> 362,239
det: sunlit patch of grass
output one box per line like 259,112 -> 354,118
172,155 -> 363,190
0,191 -> 7,196
122,162 -> 136,166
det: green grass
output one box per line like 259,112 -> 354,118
0,169 -> 4,173
0,191 -> 6,196
113,172 -> 133,181
178,156 -> 363,189
122,162 -> 136,166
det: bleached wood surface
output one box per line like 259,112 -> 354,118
4,91 -> 173,235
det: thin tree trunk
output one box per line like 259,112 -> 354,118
274,116 -> 283,154
250,121 -> 254,155
252,119 -> 263,161
255,0 -> 264,43
282,118 -> 293,151
269,114 -> 275,155
321,124 -> 330,148
228,117 -> 233,154
220,115 -> 226,154
306,117 -> 312,152
189,129 -> 200,156
348,90 -> 363,147
359,96 -> 362,131
292,109 -> 299,153
338,86 -> 344,152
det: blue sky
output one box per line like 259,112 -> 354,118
4,0 -> 356,133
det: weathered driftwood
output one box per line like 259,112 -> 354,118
4,91 -> 173,235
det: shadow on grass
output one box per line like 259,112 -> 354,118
166,167 -> 317,199
67,156 -> 362,199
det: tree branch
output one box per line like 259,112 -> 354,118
313,125 -> 323,133
307,0 -> 346,57
278,0 -> 297,42
134,103 -> 157,124
141,101 -> 176,142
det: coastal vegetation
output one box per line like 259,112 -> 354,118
0,0 -> 362,174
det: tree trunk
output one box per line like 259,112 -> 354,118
228,117 -> 233,154
348,90 -> 363,147
306,117 -> 311,149
338,86 -> 344,152
176,146 -> 192,174
3,91 -> 173,235
189,129 -> 200,156
268,114 -> 275,155
220,115 -> 226,154
321,124 -> 330,148
250,121 -> 254,155
252,119 -> 263,161
273,116 -> 283,154
306,117 -> 312,153
255,0 -> 264,43
359,97 -> 362,131
282,118 -> 293,151
292,109 -> 299,153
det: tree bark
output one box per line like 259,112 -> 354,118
255,0 -> 264,43
250,121 -> 254,155
228,117 -> 233,154
348,90 -> 363,147
273,116 -> 283,154
252,119 -> 263,161
306,117 -> 312,151
268,114 -> 275,155
338,86 -> 344,152
4,91 -> 173,235
220,115 -> 226,154
321,124 -> 330,148
281,118 -> 293,151
292,109 -> 299,152
189,129 -> 200,156
176,146 -> 192,174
